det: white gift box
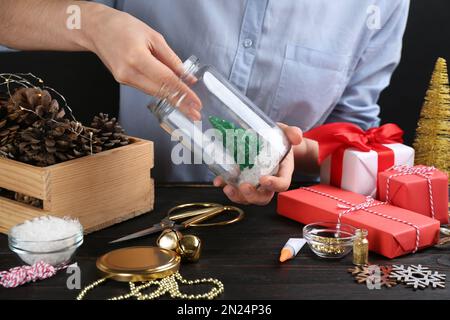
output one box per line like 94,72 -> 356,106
320,143 -> 415,197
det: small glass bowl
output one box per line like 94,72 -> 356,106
8,227 -> 83,267
303,222 -> 357,258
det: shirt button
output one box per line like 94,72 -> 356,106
243,38 -> 253,48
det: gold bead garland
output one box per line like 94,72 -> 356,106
76,277 -> 108,300
76,272 -> 224,300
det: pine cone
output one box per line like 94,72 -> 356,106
67,121 -> 103,158
0,113 -> 17,157
6,87 -> 64,126
0,123 -> 19,158
6,87 -> 82,166
91,113 -> 129,149
14,192 -> 42,208
17,119 -> 85,166
78,127 -> 103,155
1,87 -> 66,159
1,86 -> 129,166
0,93 -> 20,158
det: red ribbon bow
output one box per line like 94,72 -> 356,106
304,122 -> 404,189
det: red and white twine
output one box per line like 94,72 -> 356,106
385,165 -> 436,219
0,261 -> 66,288
336,196 -> 385,223
301,187 -> 421,253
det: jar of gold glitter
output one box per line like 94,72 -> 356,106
353,229 -> 369,265
303,222 -> 357,258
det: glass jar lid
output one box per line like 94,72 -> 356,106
96,246 -> 180,282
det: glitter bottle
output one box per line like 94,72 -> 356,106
353,229 -> 369,266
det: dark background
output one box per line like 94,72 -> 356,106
0,1 -> 449,146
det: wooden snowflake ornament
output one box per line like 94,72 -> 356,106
389,265 -> 446,290
379,266 -> 398,288
348,266 -> 371,284
347,265 -> 397,288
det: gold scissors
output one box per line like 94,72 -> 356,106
109,203 -> 244,244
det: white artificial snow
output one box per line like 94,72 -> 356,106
238,143 -> 282,186
9,216 -> 83,266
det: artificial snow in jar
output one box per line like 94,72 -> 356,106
149,55 -> 291,186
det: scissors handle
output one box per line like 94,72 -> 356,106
181,206 -> 226,228
169,205 -> 222,221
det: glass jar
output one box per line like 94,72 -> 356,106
148,55 -> 291,186
353,229 -> 369,266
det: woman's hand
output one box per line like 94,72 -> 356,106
84,5 -> 202,119
213,123 -> 303,205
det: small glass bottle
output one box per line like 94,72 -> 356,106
148,55 -> 291,186
353,229 -> 369,266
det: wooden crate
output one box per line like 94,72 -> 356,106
0,137 -> 154,234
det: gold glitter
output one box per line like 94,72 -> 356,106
309,234 -> 348,255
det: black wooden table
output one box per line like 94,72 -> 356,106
1,185 -> 449,300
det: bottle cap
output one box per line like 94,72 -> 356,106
355,229 -> 368,237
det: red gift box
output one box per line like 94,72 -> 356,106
378,165 -> 449,224
304,122 -> 414,197
277,184 -> 440,259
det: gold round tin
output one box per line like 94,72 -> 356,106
96,246 -> 180,282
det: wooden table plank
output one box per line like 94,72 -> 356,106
0,186 -> 449,300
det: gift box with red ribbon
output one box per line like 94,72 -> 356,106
304,123 -> 414,197
277,184 -> 440,259
378,165 -> 449,224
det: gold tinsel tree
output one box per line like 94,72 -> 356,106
413,57 -> 450,178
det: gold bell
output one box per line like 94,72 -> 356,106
156,229 -> 202,262
179,234 -> 202,263
156,229 -> 182,252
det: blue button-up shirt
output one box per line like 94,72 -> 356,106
95,0 -> 410,183
3,0 -> 410,183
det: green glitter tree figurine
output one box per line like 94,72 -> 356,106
209,116 -> 261,170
